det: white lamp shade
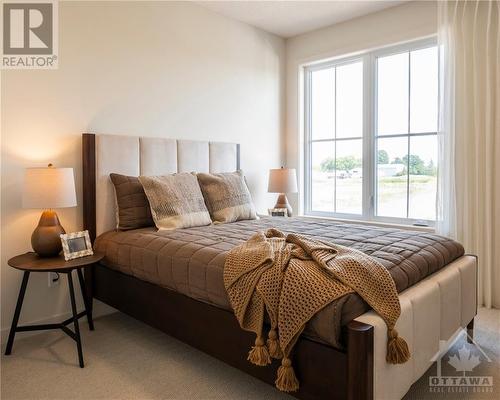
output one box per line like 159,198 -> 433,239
268,168 -> 298,194
23,167 -> 77,209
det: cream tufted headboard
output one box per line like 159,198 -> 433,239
82,133 -> 240,239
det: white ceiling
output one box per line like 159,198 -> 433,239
196,1 -> 407,38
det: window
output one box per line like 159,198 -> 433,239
304,39 -> 438,225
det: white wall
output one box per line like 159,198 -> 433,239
0,1 -> 285,339
285,1 -> 437,213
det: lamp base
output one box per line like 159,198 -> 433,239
31,210 -> 66,257
274,193 -> 293,217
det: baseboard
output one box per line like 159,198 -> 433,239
0,300 -> 117,345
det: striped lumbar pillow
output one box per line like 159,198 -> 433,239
197,170 -> 257,223
139,173 -> 212,230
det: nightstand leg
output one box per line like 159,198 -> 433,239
77,269 -> 94,330
68,272 -> 84,368
5,271 -> 30,355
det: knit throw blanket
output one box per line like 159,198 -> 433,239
224,229 -> 410,392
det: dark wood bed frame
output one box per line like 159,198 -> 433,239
81,133 -> 475,400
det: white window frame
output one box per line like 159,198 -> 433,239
303,37 -> 437,227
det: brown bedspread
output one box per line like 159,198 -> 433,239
94,217 -> 464,348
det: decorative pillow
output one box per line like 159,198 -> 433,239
110,173 -> 154,230
197,171 -> 257,223
138,173 -> 212,230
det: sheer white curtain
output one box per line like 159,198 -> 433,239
437,0 -> 500,308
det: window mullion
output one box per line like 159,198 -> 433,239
308,70 -> 313,215
406,51 -> 411,219
304,68 -> 312,215
333,67 -> 337,213
364,53 -> 375,221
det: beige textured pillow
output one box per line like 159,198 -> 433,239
197,171 -> 257,223
138,173 -> 212,230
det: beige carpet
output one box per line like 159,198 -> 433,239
1,308 -> 498,400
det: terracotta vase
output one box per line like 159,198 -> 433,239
31,210 -> 66,257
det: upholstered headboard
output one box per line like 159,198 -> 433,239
82,133 -> 240,239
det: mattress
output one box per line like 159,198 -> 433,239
94,217 -> 464,348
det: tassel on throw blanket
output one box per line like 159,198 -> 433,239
224,229 -> 410,392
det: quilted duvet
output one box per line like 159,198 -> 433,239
94,217 -> 464,348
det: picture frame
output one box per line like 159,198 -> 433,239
268,208 -> 288,217
60,230 -> 93,261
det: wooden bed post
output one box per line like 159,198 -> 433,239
467,254 -> 478,344
346,320 -> 374,400
82,133 -> 96,305
467,318 -> 474,343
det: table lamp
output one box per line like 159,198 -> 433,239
268,167 -> 298,217
23,164 -> 77,257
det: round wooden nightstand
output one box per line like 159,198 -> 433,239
5,252 -> 104,368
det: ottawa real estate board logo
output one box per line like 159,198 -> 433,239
2,0 -> 58,69
429,329 -> 493,395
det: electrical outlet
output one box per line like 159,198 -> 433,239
48,272 -> 60,287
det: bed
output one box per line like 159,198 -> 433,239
82,133 -> 477,400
